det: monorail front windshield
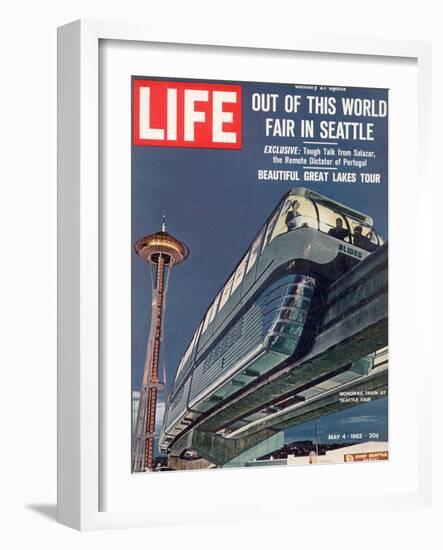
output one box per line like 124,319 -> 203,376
266,191 -> 383,252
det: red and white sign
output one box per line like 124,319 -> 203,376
133,79 -> 242,149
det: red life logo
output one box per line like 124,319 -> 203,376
133,79 -> 242,149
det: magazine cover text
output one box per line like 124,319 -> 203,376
131,77 -> 388,473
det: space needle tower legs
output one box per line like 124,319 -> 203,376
132,217 -> 189,473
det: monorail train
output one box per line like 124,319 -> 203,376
159,187 -> 384,454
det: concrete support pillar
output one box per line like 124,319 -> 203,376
184,428 -> 284,468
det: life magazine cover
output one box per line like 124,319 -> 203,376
131,77 -> 388,473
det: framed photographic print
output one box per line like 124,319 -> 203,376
130,76 -> 389,475
57,19 -> 434,530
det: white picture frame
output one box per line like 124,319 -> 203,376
57,19 -> 434,531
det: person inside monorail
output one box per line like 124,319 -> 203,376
285,200 -> 301,231
328,218 -> 349,241
353,225 -> 378,251
353,225 -> 369,249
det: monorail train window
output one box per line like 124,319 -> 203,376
265,293 -> 310,311
261,209 -> 280,252
181,340 -> 193,368
346,218 -> 379,251
246,226 -> 265,274
187,327 -> 199,358
264,307 -> 308,325
280,308 -> 308,323
272,321 -> 304,338
202,307 -> 212,334
282,295 -> 310,309
204,304 -> 215,331
192,322 -> 204,354
207,292 -> 222,325
219,272 -> 235,311
231,252 -> 249,295
203,294 -> 220,332
316,203 -> 351,242
176,356 -> 185,377
286,283 -> 314,297
269,195 -> 318,244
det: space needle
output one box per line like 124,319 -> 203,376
132,216 -> 189,472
